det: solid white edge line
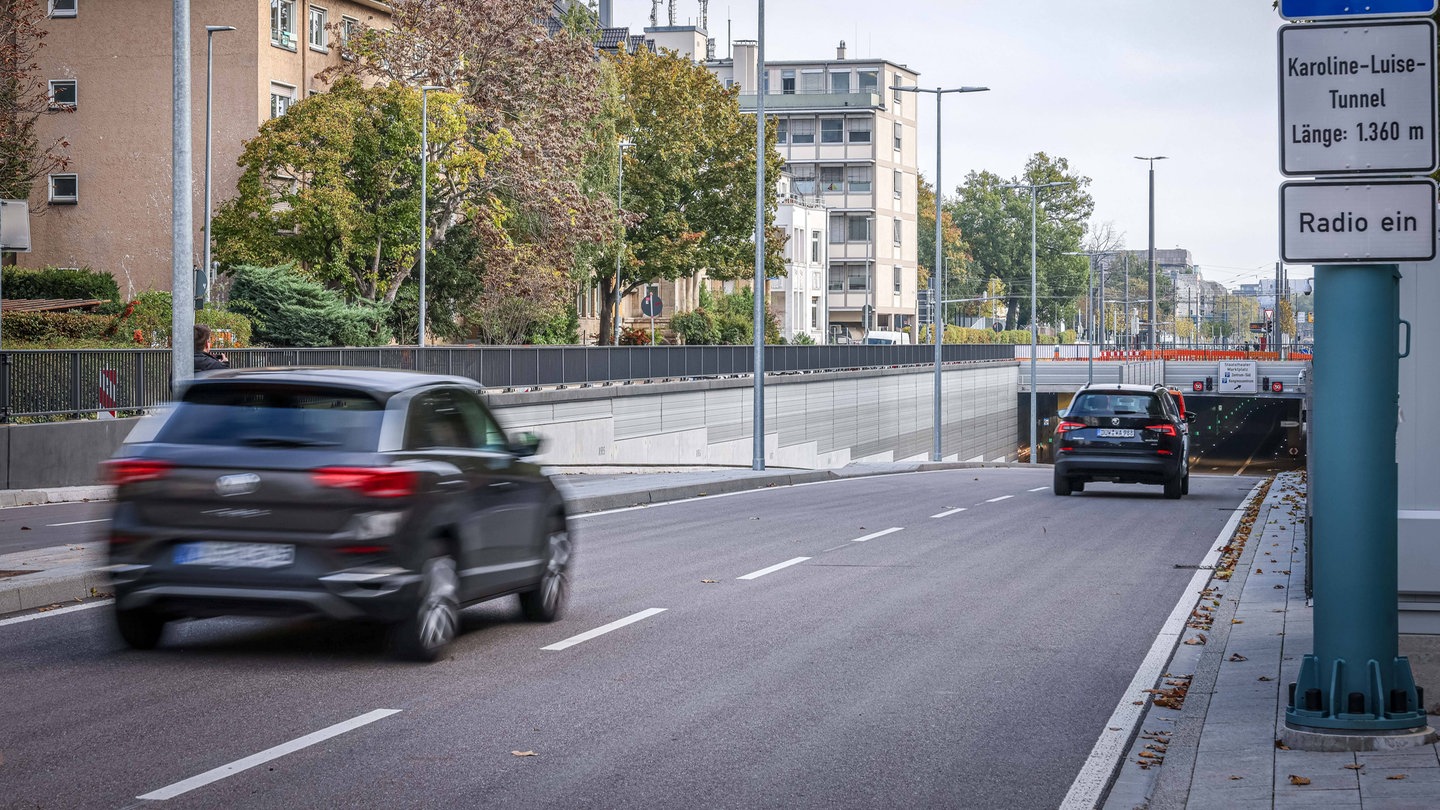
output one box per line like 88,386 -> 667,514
44,518 -> 111,527
0,598 -> 113,627
984,495 -> 1014,503
737,556 -> 811,581
930,508 -> 967,519
137,708 -> 401,801
850,527 -> 902,543
541,607 -> 667,651
1058,479 -> 1267,810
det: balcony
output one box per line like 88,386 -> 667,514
738,92 -> 883,112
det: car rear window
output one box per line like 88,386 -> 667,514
151,384 -> 385,452
1069,393 -> 1165,418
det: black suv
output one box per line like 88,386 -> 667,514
102,368 -> 570,661
1052,383 -> 1193,499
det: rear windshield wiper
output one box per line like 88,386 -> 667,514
238,435 -> 340,448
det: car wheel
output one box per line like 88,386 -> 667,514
1181,472 -> 1190,496
520,524 -> 571,623
115,607 -> 167,650
1053,471 -> 1072,497
1164,473 -> 1183,500
389,552 -> 459,662
1072,480 -> 1085,493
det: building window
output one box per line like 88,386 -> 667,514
48,0 -> 76,17
810,230 -> 821,263
790,119 -> 815,144
820,166 -> 843,193
271,0 -> 296,48
858,69 -> 879,94
781,70 -> 795,94
792,227 -> 804,263
846,118 -> 871,143
893,122 -> 903,151
776,118 -> 787,144
49,173 -> 78,204
308,6 -> 328,50
820,118 -> 843,144
847,166 -> 872,193
847,215 -> 871,242
829,213 -> 846,244
893,266 -> 903,294
893,75 -> 903,103
811,298 -> 819,329
801,70 -> 824,93
828,267 -> 845,291
270,83 -> 296,118
893,169 -> 903,199
830,71 -> 850,93
789,164 -> 816,195
340,16 -> 359,46
893,218 -> 902,247
848,266 -> 869,291
49,79 -> 77,108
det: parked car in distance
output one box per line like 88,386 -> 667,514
102,368 -> 571,661
862,330 -> 912,345
1052,383 -> 1193,499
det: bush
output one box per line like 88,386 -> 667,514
2,266 -> 119,302
670,308 -> 720,345
227,265 -> 392,347
1,312 -> 113,343
1059,330 -> 1078,344
618,325 -> 652,345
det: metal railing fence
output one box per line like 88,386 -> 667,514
0,343 -> 1015,421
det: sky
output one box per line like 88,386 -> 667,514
609,0 -> 1300,290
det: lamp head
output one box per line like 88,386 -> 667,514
421,85 -> 447,92
206,25 -> 236,34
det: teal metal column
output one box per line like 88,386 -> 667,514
1286,264 -> 1426,732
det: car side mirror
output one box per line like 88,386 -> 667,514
1184,411 -> 1196,423
509,431 -> 543,458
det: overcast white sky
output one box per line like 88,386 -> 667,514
610,0 -> 1297,289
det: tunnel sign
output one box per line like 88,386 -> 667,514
1279,20 -> 1437,176
1218,361 -> 1259,394
1280,178 -> 1437,262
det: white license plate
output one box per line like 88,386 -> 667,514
174,542 -> 295,568
1097,428 -> 1135,438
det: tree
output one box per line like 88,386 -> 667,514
603,47 -> 785,343
950,153 -> 1093,331
334,0 -> 613,343
916,174 -> 972,325
0,0 -> 72,208
211,77 -> 482,305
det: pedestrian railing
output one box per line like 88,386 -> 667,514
0,343 -> 1015,421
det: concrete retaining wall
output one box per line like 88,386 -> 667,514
0,417 -> 140,489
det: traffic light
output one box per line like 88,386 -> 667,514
1262,376 -> 1271,392
1205,376 -> 1214,391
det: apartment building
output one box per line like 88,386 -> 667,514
774,174 -> 828,343
708,40 -> 920,341
19,0 -> 390,295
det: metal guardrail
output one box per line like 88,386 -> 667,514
0,344 -> 1015,421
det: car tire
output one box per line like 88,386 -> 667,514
389,552 -> 459,662
1053,471 -> 1072,497
1072,480 -> 1085,493
1164,473 -> 1183,500
1181,472 -> 1190,496
520,523 -> 571,623
114,607 -> 166,650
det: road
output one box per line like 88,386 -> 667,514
0,468 -> 1258,809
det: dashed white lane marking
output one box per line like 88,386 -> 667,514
1059,479 -> 1265,810
45,518 -> 110,527
930,508 -> 967,519
1028,487 -> 1048,492
542,608 -> 667,651
738,557 -> 811,580
137,709 -> 401,801
984,495 -> 1013,503
0,599 -> 112,628
850,528 -> 902,543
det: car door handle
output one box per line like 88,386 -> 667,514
437,479 -> 466,488
489,481 -> 515,490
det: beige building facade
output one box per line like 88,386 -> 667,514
20,0 -> 390,295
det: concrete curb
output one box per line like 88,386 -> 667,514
0,486 -> 112,509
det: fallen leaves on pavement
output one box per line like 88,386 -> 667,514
1288,775 -> 1311,786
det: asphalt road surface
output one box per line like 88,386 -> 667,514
0,468 -> 1258,809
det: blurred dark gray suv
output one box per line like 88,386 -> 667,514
102,368 -> 571,661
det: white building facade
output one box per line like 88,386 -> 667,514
774,175 -> 828,343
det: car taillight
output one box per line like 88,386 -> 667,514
1146,424 -> 1178,437
338,544 -> 392,555
102,459 -> 174,486
312,467 -> 418,498
1056,421 -> 1086,434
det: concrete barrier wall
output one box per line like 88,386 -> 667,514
490,361 -> 1021,469
0,417 -> 141,488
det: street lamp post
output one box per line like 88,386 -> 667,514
202,25 -> 235,310
891,84 -> 989,462
752,0 -> 767,471
1134,156 -> 1166,349
418,85 -> 446,348
613,139 -> 634,346
1062,249 -> 1118,386
1002,181 -> 1070,465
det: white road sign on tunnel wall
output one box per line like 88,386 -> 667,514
1279,19 -> 1438,176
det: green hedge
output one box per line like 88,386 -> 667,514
1,291 -> 253,348
2,312 -> 113,343
2,267 -> 119,301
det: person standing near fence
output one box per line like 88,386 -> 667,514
193,324 -> 229,373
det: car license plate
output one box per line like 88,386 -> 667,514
1097,428 -> 1135,438
174,542 -> 295,568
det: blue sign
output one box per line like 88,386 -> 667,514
1281,1 -> 1437,19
